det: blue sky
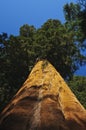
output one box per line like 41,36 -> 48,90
0,0 -> 86,76
0,0 -> 76,35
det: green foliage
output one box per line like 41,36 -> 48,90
64,2 -> 84,41
63,2 -> 86,66
68,76 -> 86,108
64,1 -> 86,43
20,24 -> 36,37
0,32 -> 37,111
64,3 -> 80,21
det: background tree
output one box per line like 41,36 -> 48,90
68,76 -> 86,108
63,2 -> 86,66
77,0 -> 86,39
